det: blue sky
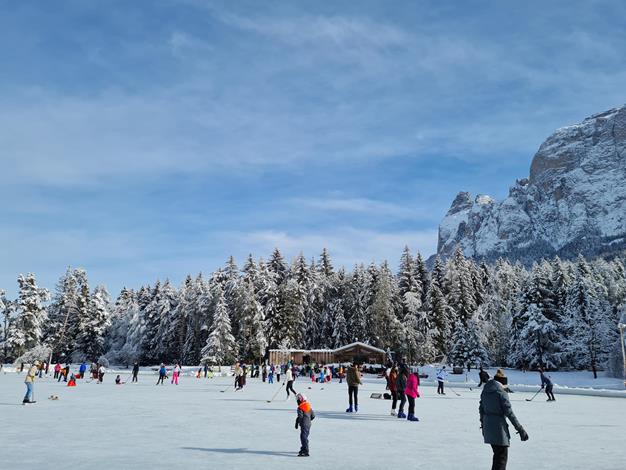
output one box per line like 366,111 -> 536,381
2,0 -> 626,297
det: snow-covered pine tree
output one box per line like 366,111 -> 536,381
140,281 -> 162,364
7,273 -> 50,358
345,264 -> 369,343
280,278 -> 307,349
414,252 -> 429,305
367,262 -> 402,351
509,261 -> 563,369
330,269 -> 349,348
446,247 -> 477,327
268,248 -> 289,285
259,261 -> 283,349
237,280 -> 267,362
201,286 -> 237,366
47,268 -> 81,360
104,287 -> 136,365
564,257 -> 615,377
165,275 -> 192,362
74,285 -> 111,362
449,315 -> 488,370
427,257 -> 451,356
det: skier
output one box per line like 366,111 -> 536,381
23,360 -> 40,404
79,362 -> 87,379
388,365 -> 399,416
396,363 -> 408,418
97,364 -> 106,383
156,363 -> 167,385
436,366 -> 447,395
53,362 -> 61,380
171,364 -> 180,385
478,366 -> 490,388
295,393 -> 315,457
286,366 -> 297,399
539,369 -> 556,401
132,362 -> 139,383
404,369 -> 420,422
345,363 -> 362,413
479,369 -> 529,470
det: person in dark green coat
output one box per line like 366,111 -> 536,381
479,369 -> 529,470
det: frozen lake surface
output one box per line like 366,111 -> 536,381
1,370 -> 624,469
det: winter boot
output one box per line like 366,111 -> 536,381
355,405 -> 358,412
407,414 -> 419,422
298,452 -> 309,457
345,406 -> 353,413
397,411 -> 406,419
390,410 -> 397,416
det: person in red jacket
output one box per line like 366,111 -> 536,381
388,365 -> 399,416
404,369 -> 420,422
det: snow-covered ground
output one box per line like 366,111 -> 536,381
1,370 -> 624,469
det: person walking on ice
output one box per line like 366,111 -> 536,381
478,366 -> 490,388
539,368 -> 556,401
285,366 -> 297,399
132,362 -> 139,382
404,369 -> 420,422
436,366 -> 447,395
479,369 -> 529,470
346,363 -> 362,413
23,360 -> 40,404
294,393 -> 315,457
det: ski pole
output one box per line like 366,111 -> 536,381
525,388 -> 542,402
267,382 -> 285,403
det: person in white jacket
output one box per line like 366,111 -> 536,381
436,366 -> 447,395
286,367 -> 297,399
98,365 -> 106,383
23,361 -> 40,404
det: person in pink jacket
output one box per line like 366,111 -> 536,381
404,370 -> 420,422
171,364 -> 180,385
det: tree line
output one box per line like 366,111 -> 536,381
1,247 -> 624,376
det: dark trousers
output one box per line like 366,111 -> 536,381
156,375 -> 165,385
545,384 -> 555,400
54,371 -> 59,379
398,391 -> 406,412
490,445 -> 508,470
132,373 -> 138,382
391,390 -> 398,410
407,395 -> 415,415
286,381 -> 296,397
348,386 -> 359,407
299,425 -> 310,454
437,380 -> 445,394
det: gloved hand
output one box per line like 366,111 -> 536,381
295,420 -> 299,430
519,429 -> 529,441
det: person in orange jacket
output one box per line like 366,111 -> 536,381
295,393 -> 315,457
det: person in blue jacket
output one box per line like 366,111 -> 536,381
539,369 -> 556,401
156,363 -> 167,385
79,362 -> 87,379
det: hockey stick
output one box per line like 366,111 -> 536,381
266,382 -> 285,403
525,388 -> 542,402
448,384 -> 461,397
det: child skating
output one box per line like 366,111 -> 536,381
295,393 -> 315,457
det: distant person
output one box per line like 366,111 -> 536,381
53,362 -> 61,379
388,365 -> 399,416
286,366 -> 297,399
478,366 -> 490,388
79,362 -> 87,379
115,374 -> 124,385
23,361 -> 40,404
436,366 -> 447,395
539,369 -> 556,401
345,363 -> 362,413
67,374 -> 77,387
171,364 -> 180,385
98,364 -> 106,383
156,363 -> 167,385
396,363 -> 409,419
132,362 -> 139,382
480,369 -> 528,470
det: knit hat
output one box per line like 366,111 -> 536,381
494,368 -> 507,385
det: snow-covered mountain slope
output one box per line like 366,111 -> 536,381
437,104 -> 626,263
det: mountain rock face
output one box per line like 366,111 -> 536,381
437,104 -> 626,263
